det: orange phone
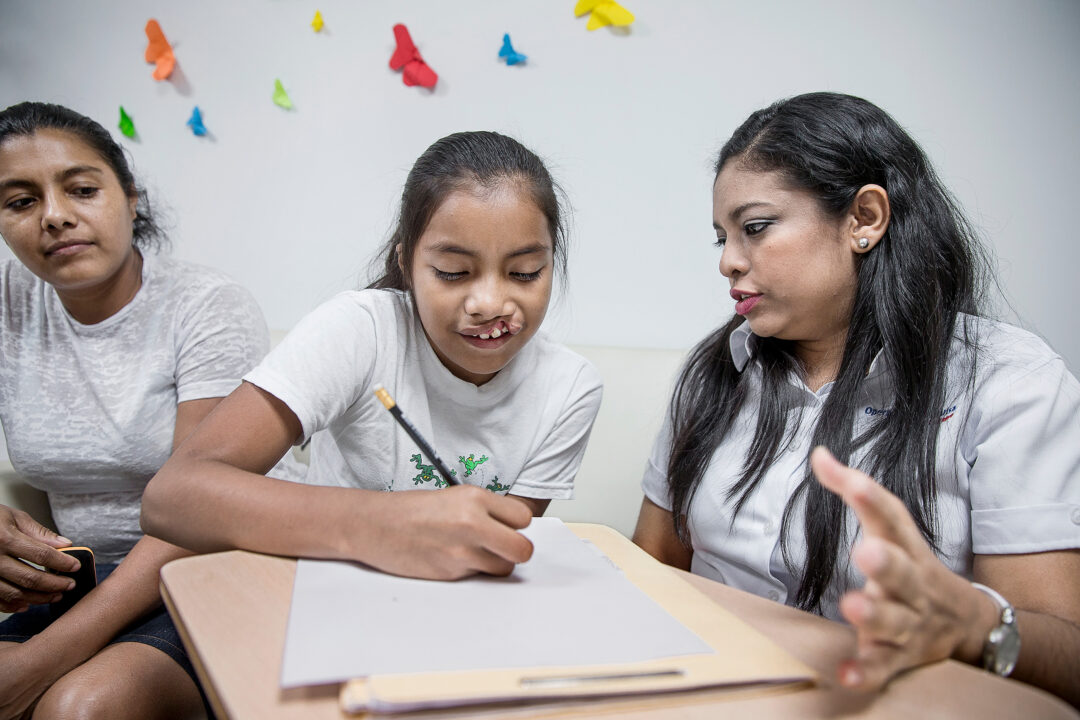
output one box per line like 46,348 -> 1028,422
49,546 -> 96,617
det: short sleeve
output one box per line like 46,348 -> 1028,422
174,281 -> 269,403
511,363 -> 603,500
641,410 -> 675,511
243,293 -> 377,442
968,353 -> 1080,554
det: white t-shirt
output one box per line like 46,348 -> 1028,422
0,254 -> 270,563
245,290 -> 603,498
642,316 -> 1080,619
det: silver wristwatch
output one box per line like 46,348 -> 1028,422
971,582 -> 1021,677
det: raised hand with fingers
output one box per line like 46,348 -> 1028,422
0,503 -> 80,613
809,447 -> 1000,690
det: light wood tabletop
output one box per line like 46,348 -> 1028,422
159,524 -> 1078,720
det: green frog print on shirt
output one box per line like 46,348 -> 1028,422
458,454 -> 488,477
410,453 -> 456,488
406,451 -> 509,493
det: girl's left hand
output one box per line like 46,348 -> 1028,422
810,446 -> 997,690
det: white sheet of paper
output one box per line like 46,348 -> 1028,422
280,518 -> 713,688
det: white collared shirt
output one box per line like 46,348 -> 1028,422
642,316 -> 1080,619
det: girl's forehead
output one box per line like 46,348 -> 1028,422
416,185 -> 552,255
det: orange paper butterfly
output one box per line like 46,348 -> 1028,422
144,19 -> 175,81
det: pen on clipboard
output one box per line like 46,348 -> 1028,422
373,385 -> 459,486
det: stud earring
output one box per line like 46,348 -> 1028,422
858,238 -> 870,249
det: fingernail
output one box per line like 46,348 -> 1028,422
57,536 -> 72,545
66,579 -> 76,590
51,594 -> 64,603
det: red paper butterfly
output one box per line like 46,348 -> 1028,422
389,24 -> 438,89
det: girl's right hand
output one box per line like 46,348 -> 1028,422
0,504 -> 79,612
366,485 -> 535,581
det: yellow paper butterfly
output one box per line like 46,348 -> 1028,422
574,0 -> 635,31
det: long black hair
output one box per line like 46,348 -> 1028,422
368,130 -> 567,290
668,92 -> 991,612
0,102 -> 166,250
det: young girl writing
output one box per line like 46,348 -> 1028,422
633,92 -> 1080,706
143,131 -> 603,580
0,102 -> 275,718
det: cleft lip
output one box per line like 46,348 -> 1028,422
460,318 -> 524,340
461,319 -> 508,338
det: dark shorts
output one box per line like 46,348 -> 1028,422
0,562 -> 212,715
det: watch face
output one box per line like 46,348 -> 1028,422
988,624 -> 1021,677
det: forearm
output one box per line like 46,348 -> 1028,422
21,535 -> 189,674
1008,610 -> 1080,708
143,456 -> 387,562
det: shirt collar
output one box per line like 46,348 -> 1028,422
728,319 -> 888,380
729,320 -> 757,372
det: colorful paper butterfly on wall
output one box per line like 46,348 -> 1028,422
144,19 -> 176,80
118,107 -> 136,139
574,0 -> 635,31
273,79 -> 293,109
389,23 -> 438,89
499,33 -> 527,65
187,107 -> 207,136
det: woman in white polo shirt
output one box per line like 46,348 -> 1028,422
633,92 -> 1080,707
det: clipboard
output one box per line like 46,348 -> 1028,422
338,523 -> 816,714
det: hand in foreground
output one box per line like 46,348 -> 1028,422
362,484 -> 534,581
0,504 -> 79,612
810,447 -> 995,690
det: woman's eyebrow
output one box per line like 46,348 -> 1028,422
0,166 -> 107,195
59,165 -> 105,180
0,177 -> 35,193
728,201 -> 774,221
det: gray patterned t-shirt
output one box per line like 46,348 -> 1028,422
0,253 -> 269,562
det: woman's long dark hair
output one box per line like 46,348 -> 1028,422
368,130 -> 567,290
668,92 -> 990,612
0,102 -> 166,250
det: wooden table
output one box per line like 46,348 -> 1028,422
160,525 -> 1078,719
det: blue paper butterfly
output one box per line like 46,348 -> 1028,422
498,33 -> 527,66
186,106 -> 207,137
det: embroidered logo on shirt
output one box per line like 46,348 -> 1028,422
865,405 -> 957,422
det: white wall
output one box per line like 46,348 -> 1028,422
2,1 -> 1078,355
